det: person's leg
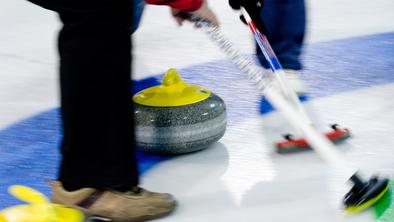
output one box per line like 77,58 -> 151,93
25,1 -> 176,220
25,0 -> 139,190
55,0 -> 139,191
257,0 -> 306,70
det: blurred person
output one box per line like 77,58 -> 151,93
24,0 -> 218,221
229,0 -> 307,94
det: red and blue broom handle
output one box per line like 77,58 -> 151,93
240,8 -> 282,73
240,8 -> 314,126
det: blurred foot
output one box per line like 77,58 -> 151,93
274,69 -> 307,95
51,181 -> 176,222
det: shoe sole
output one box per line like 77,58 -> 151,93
67,201 -> 177,222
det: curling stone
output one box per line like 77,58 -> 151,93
0,185 -> 84,222
133,68 -> 227,154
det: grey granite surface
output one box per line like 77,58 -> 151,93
134,93 -> 227,154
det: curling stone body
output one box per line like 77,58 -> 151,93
133,68 -> 227,154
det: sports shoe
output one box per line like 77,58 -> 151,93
50,181 -> 176,222
273,69 -> 307,95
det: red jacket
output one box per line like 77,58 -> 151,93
145,0 -> 203,12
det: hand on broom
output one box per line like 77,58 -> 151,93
228,0 -> 267,33
171,0 -> 219,27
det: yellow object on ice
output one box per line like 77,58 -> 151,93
0,185 -> 84,222
9,185 -> 49,205
133,68 -> 211,107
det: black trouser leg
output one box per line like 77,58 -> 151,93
27,0 -> 139,190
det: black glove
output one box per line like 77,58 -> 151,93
228,0 -> 266,34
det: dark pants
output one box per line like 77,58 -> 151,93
27,0 -> 139,190
257,0 -> 306,70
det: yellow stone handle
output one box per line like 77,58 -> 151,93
133,68 -> 211,107
161,68 -> 189,94
9,186 -> 49,204
162,68 -> 184,87
8,185 -> 57,221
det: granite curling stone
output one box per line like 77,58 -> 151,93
133,68 -> 227,154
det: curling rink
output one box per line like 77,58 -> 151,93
0,0 -> 394,221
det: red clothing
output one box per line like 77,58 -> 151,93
145,0 -> 203,12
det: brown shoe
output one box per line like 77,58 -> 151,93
50,181 -> 176,222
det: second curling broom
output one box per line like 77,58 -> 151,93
188,7 -> 391,214
239,7 -> 390,213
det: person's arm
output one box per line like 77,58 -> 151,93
145,0 -> 203,12
145,0 -> 219,27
